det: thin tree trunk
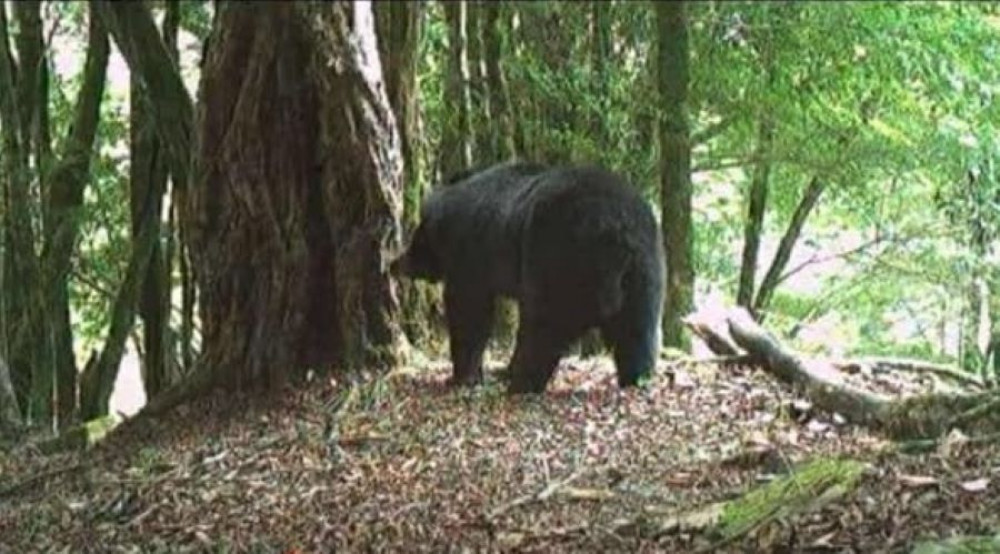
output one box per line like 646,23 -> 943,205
589,1 -> 609,153
0,2 -> 48,424
13,1 -> 44,167
753,176 -> 827,319
76,1 -> 190,419
94,1 -> 193,187
179,212 -> 195,374
441,0 -> 473,179
483,1 -> 515,162
0,353 -> 20,434
467,2 -> 490,162
42,5 -> 109,428
80,121 -> 166,420
736,117 -> 774,310
130,0 -> 178,401
577,1 -> 612,359
15,1 -> 54,427
657,2 -> 694,351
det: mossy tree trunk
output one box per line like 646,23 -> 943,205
483,2 -> 516,163
441,0 -> 473,179
0,1 -> 48,425
375,2 -> 441,351
657,1 -> 694,351
184,1 -> 405,390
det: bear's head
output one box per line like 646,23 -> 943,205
390,196 -> 446,282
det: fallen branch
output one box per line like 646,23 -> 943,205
486,468 -> 586,520
671,354 -> 757,367
720,307 -> 998,440
835,357 -> 986,390
725,307 -> 893,427
0,461 -> 88,499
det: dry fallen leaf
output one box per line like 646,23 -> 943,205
959,477 -> 989,493
898,474 -> 940,488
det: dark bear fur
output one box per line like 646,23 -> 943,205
393,161 -> 665,393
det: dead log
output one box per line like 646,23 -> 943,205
724,307 -> 892,426
682,314 -> 742,356
721,307 -> 999,440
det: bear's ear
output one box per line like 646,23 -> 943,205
443,166 -> 478,186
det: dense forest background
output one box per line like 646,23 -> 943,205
1,0 -> 1000,429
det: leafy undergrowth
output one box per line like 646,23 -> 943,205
2,357 -> 998,553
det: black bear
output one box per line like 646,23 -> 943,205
392,161 -> 665,393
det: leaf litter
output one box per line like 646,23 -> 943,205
1,355 -> 998,553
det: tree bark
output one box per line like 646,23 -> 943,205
0,2 -> 48,424
752,176 -> 827,319
94,1 -> 193,187
441,0 -> 473,179
14,2 -> 52,426
374,0 -> 424,228
483,2 -> 516,162
183,2 -> 404,391
129,0 -> 179,402
374,1 -> 438,350
657,2 -> 694,351
13,1 -> 45,167
41,4 -> 110,427
0,354 -> 20,435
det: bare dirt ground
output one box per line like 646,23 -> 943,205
1,356 -> 998,553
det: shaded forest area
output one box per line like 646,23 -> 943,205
3,1 -> 1000,552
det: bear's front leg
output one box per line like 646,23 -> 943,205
444,285 -> 496,387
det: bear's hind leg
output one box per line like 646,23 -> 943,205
507,315 -> 580,394
601,315 -> 658,388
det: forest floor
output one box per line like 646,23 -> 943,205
1,354 -> 999,553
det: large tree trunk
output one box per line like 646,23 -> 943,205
440,0 -> 473,179
184,2 -> 404,391
657,2 -> 694,351
130,0 -> 179,402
